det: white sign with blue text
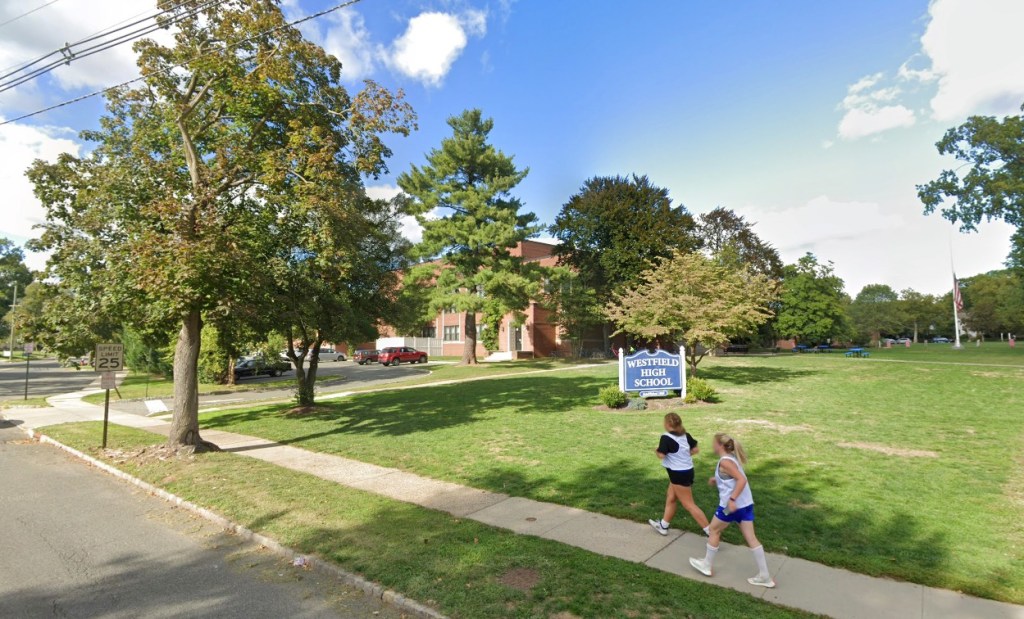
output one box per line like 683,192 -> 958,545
618,348 -> 685,398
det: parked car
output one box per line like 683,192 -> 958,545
895,337 -> 912,344
315,347 -> 347,362
932,336 -> 951,343
234,357 -> 291,380
378,346 -> 428,366
354,349 -> 380,365
881,338 -> 897,345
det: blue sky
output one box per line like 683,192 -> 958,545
2,0 -> 1022,295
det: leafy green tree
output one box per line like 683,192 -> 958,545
899,289 -> 944,343
0,239 -> 33,341
696,207 -> 783,278
774,254 -> 850,344
849,284 -> 905,345
398,109 -> 542,365
960,270 -> 1024,338
274,196 -> 409,406
28,1 -> 412,449
918,109 -> 1024,230
542,268 -> 604,358
605,251 -> 777,373
550,175 -> 699,350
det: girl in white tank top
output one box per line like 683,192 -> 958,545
688,432 -> 775,588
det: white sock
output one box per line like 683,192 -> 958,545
702,526 -> 710,535
704,544 -> 719,567
751,545 -> 770,579
660,519 -> 670,528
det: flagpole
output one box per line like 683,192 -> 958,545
950,237 -> 963,350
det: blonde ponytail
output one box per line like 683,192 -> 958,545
715,432 -> 748,464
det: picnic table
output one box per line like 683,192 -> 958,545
816,344 -> 831,353
793,345 -> 809,352
845,347 -> 869,358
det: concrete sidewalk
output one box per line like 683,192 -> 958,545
7,393 -> 1024,619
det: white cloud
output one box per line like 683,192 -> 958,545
737,195 -> 1014,295
0,0 -> 170,97
918,0 -> 1024,121
838,104 -> 916,140
309,9 -> 376,80
837,73 -> 916,140
365,184 -> 427,244
0,119 -> 81,243
384,11 -> 487,86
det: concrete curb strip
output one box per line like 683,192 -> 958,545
24,428 -> 448,619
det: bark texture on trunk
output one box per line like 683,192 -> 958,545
295,340 -> 322,407
461,312 -> 478,365
168,311 -> 217,450
225,354 -> 236,386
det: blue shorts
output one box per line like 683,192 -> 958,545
715,504 -> 754,523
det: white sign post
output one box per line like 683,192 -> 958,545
94,343 -> 124,448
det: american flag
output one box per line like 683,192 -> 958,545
953,274 -> 964,313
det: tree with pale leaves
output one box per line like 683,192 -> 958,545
605,251 -> 777,373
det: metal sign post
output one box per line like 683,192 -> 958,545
95,344 -> 124,448
23,343 -> 33,400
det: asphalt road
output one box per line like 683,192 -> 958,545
0,420 -> 401,618
0,358 -> 98,400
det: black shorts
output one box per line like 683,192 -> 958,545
666,468 -> 695,487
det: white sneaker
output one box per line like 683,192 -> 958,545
748,575 -> 776,588
648,519 -> 669,536
689,557 -> 713,576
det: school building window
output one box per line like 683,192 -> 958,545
443,325 -> 460,341
420,326 -> 437,338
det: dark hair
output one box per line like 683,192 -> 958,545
664,413 -> 685,436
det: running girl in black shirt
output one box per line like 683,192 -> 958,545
649,413 -> 711,536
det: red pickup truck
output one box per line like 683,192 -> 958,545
378,347 -> 428,366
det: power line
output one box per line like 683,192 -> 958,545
0,0 -> 227,91
0,0 -> 62,30
0,0 -> 367,127
0,0 -> 228,94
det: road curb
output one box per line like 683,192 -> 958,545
18,425 -> 447,619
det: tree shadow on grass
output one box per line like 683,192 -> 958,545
202,373 -> 613,441
699,364 -> 818,386
469,456 -> 951,588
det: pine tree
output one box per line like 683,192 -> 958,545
398,110 -> 542,364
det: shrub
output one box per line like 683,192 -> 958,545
598,385 -> 628,408
684,393 -> 698,404
687,377 -> 717,402
626,397 -> 648,411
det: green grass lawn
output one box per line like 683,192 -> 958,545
0,396 -> 52,409
41,423 -> 811,619
82,370 -> 342,405
200,344 -> 1024,603
852,340 -> 1024,364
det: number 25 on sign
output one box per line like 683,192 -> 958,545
94,343 -> 124,372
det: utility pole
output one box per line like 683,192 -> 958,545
7,282 -> 16,362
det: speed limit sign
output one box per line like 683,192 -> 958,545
94,343 -> 124,372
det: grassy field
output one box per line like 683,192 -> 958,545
199,344 -> 1024,603
41,423 -> 811,619
82,370 -> 341,405
0,396 -> 52,409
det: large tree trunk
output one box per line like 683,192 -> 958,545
913,321 -> 919,344
294,339 -> 322,407
602,323 -> 611,358
168,311 -> 216,450
224,353 -> 236,386
461,312 -> 478,365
